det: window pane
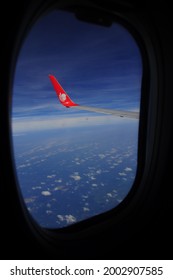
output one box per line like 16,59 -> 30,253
12,10 -> 142,228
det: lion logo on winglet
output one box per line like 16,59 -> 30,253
59,93 -> 67,102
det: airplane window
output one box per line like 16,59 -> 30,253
12,10 -> 142,229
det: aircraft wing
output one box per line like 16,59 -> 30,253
71,105 -> 139,119
49,74 -> 139,119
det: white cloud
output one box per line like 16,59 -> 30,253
70,175 -> 81,181
57,214 -> 76,224
107,193 -> 113,197
98,154 -> 106,159
32,186 -> 41,190
12,114 -> 130,133
70,172 -> 81,181
57,215 -> 64,222
47,174 -> 56,178
55,179 -> 62,183
41,191 -> 51,196
65,215 -> 77,224
82,195 -> 88,199
46,210 -> 52,215
24,197 -> 36,204
18,163 -> 31,169
118,172 -> 127,176
124,167 -> 133,171
83,207 -> 90,212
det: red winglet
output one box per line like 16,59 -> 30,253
49,75 -> 79,107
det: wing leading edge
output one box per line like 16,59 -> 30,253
49,74 -> 139,119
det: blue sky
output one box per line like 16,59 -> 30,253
12,10 -> 142,132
